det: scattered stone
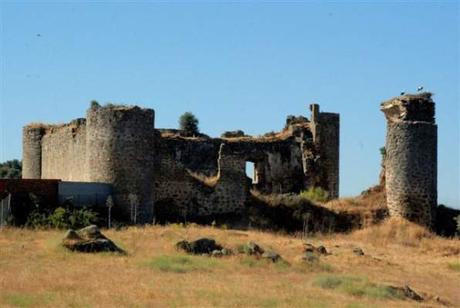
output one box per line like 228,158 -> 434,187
353,247 -> 365,256
176,238 -> 223,255
221,248 -> 233,256
175,240 -> 191,252
390,285 -> 423,301
63,229 -> 81,241
303,243 -> 329,255
316,245 -> 328,255
304,243 -> 315,253
211,250 -> 224,258
62,225 -> 124,254
261,250 -> 281,263
302,251 -> 319,263
241,241 -> 265,256
401,285 -> 423,301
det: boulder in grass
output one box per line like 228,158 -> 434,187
240,241 -> 265,256
62,225 -> 125,254
176,238 -> 223,255
261,250 -> 281,263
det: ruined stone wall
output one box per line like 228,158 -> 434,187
86,105 -> 156,223
41,119 -> 87,181
154,142 -> 247,218
23,102 -> 340,223
309,106 -> 340,199
318,112 -> 340,199
22,127 -> 45,179
382,93 -> 437,227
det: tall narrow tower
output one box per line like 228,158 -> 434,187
381,93 -> 437,227
22,126 -> 45,179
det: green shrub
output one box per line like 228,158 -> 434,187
0,159 -> 22,179
300,187 -> 329,203
179,112 -> 199,136
26,211 -> 50,229
90,100 -> 100,109
146,255 -> 218,273
313,275 -> 404,300
448,262 -> 460,272
26,207 -> 98,229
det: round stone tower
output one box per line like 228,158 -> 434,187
22,126 -> 45,179
86,104 -> 156,223
381,93 -> 437,227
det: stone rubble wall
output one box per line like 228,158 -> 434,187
23,103 -> 340,223
86,105 -> 156,223
41,120 -> 87,181
382,93 -> 437,227
385,121 -> 437,226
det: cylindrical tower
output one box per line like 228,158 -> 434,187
22,126 -> 45,179
86,104 -> 155,223
381,93 -> 437,227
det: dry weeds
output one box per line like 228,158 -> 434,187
0,221 -> 458,307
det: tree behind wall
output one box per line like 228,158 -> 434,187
0,159 -> 22,179
179,112 -> 200,137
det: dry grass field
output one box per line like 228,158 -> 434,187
0,219 -> 459,308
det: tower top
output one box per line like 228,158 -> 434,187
381,92 -> 434,123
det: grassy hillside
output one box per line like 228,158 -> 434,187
0,219 -> 459,307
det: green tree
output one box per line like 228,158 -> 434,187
179,112 -> 199,137
0,159 -> 22,179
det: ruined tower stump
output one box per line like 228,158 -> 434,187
381,93 -> 437,227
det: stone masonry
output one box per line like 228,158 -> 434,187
381,93 -> 437,227
23,103 -> 340,223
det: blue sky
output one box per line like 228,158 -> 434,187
0,1 -> 458,208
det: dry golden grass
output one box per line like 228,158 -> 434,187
0,221 -> 459,307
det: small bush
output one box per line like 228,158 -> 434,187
313,275 -> 404,300
300,187 -> 329,203
146,255 -> 218,273
26,207 -> 98,229
90,100 -> 100,109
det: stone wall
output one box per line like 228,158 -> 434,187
381,93 -> 437,227
41,119 -> 87,181
154,143 -> 247,219
309,104 -> 340,199
23,102 -> 340,223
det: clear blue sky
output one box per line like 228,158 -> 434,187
0,1 -> 458,208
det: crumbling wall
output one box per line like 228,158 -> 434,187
381,93 -> 437,227
23,102 -> 340,223
41,119 -> 87,181
309,104 -> 340,199
154,142 -> 247,219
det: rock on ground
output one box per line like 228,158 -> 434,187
62,225 -> 125,254
176,238 -> 223,255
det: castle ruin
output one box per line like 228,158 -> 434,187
381,92 -> 437,227
22,103 -> 340,223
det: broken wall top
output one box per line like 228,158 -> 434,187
381,92 -> 435,123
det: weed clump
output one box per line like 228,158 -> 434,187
146,255 -> 218,273
313,275 -> 405,300
300,187 -> 329,203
